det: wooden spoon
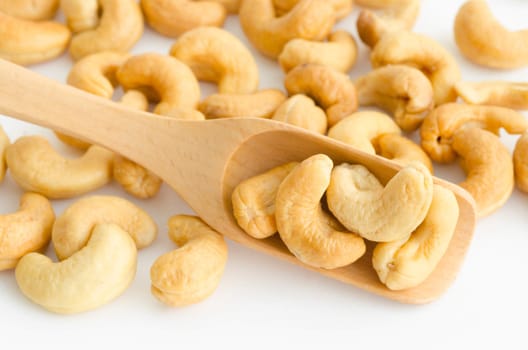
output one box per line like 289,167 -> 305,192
0,60 -> 476,304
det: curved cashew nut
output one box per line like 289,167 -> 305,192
355,64 -> 434,131
454,0 -> 528,69
69,0 -> 144,61
0,126 -> 9,183
52,195 -> 158,260
116,53 -> 201,115
273,0 -> 353,19
5,136 -> 114,199
0,0 -> 59,20
327,162 -> 433,242
284,64 -> 358,126
198,89 -> 286,119
232,162 -> 298,239
60,0 -> 99,33
0,193 -> 55,271
420,103 -> 528,163
514,132 -> 528,193
15,223 -> 137,314
376,134 -> 433,173
455,81 -> 528,110
356,0 -> 420,48
275,154 -> 366,269
239,0 -> 336,58
452,127 -> 513,217
150,215 -> 228,307
169,27 -> 259,94
371,31 -> 461,105
372,185 -> 459,290
278,30 -> 358,73
0,12 -> 71,66
271,94 -> 327,134
141,0 -> 226,38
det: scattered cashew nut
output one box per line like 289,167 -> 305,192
420,103 -> 528,163
60,0 -> 99,33
514,132 -> 528,193
454,0 -> 528,69
376,134 -> 433,173
284,64 -> 358,126
273,0 -> 353,19
327,162 -> 433,242
15,223 -> 137,314
0,193 -> 55,271
372,184 -> 459,290
275,154 -> 366,269
0,0 -> 59,20
455,81 -> 528,110
0,126 -> 9,183
232,162 -> 298,239
150,215 -> 228,307
355,64 -> 434,131
5,135 -> 114,199
271,94 -> 328,134
169,27 -> 259,94
239,0 -> 336,58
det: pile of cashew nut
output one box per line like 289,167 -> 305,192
1,0 -> 528,307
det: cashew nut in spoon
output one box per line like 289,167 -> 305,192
370,31 -> 461,105
0,11 -> 71,66
141,0 -> 226,38
169,27 -> 259,94
372,184 -> 459,291
60,0 -> 99,33
15,223 -> 137,314
150,215 -> 228,307
326,162 -> 433,242
454,0 -> 528,69
0,193 -> 55,271
272,0 -> 353,19
0,126 -> 9,183
51,195 -> 157,260
0,0 -> 59,20
68,0 -> 144,60
455,81 -> 528,110
451,127 -> 513,217
278,30 -> 357,73
514,132 -> 528,193
284,64 -> 358,127
238,0 -> 336,58
5,135 -> 114,199
275,154 -> 366,269
355,64 -> 434,131
271,94 -> 328,134
420,103 -> 528,163
232,162 -> 298,239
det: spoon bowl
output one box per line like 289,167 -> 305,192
0,59 -> 476,304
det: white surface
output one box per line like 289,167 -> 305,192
1,0 -> 527,348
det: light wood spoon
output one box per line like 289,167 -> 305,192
0,60 -> 476,304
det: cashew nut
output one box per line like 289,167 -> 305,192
273,0 -> 353,19
370,31 -> 461,105
60,0 -> 98,33
112,155 -> 163,199
355,64 -> 434,131
327,162 -> 433,242
52,195 -> 157,260
275,154 -> 366,269
0,11 -> 71,65
0,0 -> 59,20
278,30 -> 358,73
0,193 -> 55,271
452,127 -> 513,217
232,162 -> 298,239
420,103 -> 528,163
376,134 -> 433,173
69,0 -> 144,61
116,53 -> 201,115
211,0 -> 240,13
356,0 -> 420,48
239,0 -> 336,58
150,215 -> 228,307
284,64 -> 358,126
169,27 -> 259,94
15,223 -> 137,314
454,0 -> 528,69
271,94 -> 327,134
372,185 -> 459,290
141,0 -> 226,38
118,89 -> 150,112
198,89 -> 287,119
455,81 -> 528,110
514,132 -> 528,193
5,135 -> 114,199
0,126 -> 9,183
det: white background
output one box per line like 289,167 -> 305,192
1,0 -> 527,348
